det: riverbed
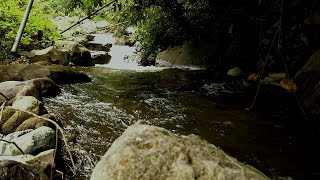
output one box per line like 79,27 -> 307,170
44,34 -> 320,180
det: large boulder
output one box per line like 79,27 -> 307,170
87,42 -> 112,52
1,64 -> 91,84
29,46 -> 70,65
0,126 -> 55,156
91,124 -> 269,180
294,49 -> 320,115
0,78 -> 60,103
29,42 -> 94,66
59,41 -> 94,66
91,51 -> 111,64
156,41 -> 216,67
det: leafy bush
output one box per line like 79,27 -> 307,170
0,0 -> 60,59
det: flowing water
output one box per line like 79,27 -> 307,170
44,34 -> 320,179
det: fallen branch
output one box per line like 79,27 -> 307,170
0,92 -> 9,101
7,107 -> 77,174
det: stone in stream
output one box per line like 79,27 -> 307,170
91,124 -> 270,180
227,67 -> 242,77
91,51 -> 111,64
0,126 -> 55,156
87,42 -> 112,52
29,41 -> 94,66
29,46 -> 70,65
114,35 -> 133,46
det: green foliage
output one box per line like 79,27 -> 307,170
0,0 -> 60,59
50,0 -> 218,61
110,0 -> 218,61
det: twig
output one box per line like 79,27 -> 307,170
0,92 -> 8,100
247,27 -> 280,110
7,107 -> 77,174
61,1 -> 117,34
0,139 -> 25,155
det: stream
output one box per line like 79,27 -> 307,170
44,34 -> 320,179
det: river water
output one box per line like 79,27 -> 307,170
44,34 -> 320,179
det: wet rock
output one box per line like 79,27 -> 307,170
91,124 -> 269,180
12,96 -> 43,114
26,77 -> 60,97
0,158 -> 50,180
87,34 -> 95,41
2,111 -> 32,134
61,41 -> 94,66
47,65 -> 91,84
227,67 -> 242,77
87,42 -> 112,52
0,126 -> 55,156
16,114 -> 55,131
91,51 -> 111,64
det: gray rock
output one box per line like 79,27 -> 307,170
87,42 -> 112,52
35,149 -> 55,167
156,41 -> 215,67
91,51 -> 111,64
29,46 -> 70,65
91,124 -> 269,180
227,67 -> 242,77
12,96 -> 43,114
0,126 -> 55,156
60,41 -> 94,66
